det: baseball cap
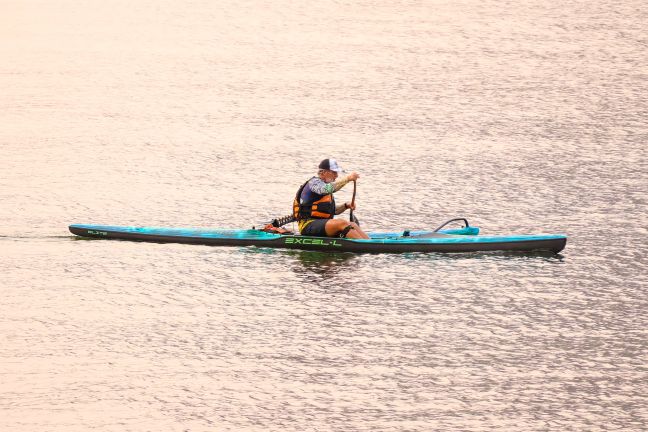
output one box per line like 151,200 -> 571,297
318,158 -> 345,173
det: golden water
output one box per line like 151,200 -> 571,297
1,1 -> 646,430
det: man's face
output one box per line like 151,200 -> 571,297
322,169 -> 338,183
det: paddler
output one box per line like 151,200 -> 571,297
293,158 -> 370,239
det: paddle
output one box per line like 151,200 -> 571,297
349,180 -> 360,226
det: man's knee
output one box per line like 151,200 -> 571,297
339,224 -> 357,238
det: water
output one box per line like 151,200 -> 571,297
1,1 -> 647,430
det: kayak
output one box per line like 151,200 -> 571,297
68,221 -> 567,254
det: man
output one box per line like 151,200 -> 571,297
293,158 -> 370,239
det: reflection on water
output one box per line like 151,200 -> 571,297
242,247 -> 358,277
285,249 -> 357,269
393,249 -> 567,263
236,243 -> 565,270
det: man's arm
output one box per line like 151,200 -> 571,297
308,176 -> 351,195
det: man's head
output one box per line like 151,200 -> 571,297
317,158 -> 344,182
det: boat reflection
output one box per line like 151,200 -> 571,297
286,250 -> 358,280
240,246 -> 357,276
286,250 -> 356,267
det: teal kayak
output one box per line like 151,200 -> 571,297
69,221 -> 567,254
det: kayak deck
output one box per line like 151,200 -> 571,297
68,224 -> 567,254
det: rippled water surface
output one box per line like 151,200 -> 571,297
1,1 -> 647,431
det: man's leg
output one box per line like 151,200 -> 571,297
324,219 -> 370,239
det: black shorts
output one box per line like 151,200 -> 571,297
300,219 -> 329,237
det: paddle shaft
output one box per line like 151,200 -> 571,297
349,180 -> 356,223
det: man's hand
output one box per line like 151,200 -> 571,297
347,172 -> 360,181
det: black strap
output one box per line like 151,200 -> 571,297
339,224 -> 355,238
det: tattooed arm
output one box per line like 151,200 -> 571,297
307,176 -> 351,195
